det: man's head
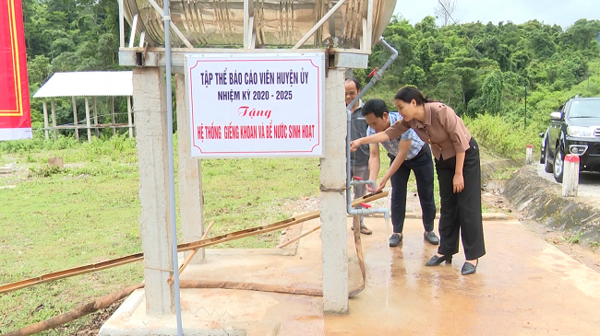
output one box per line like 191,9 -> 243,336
361,99 -> 390,133
345,78 -> 362,110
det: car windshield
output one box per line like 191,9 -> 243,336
569,100 -> 600,118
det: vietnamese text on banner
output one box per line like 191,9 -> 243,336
186,53 -> 325,158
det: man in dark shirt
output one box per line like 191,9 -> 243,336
345,78 -> 372,235
363,99 -> 439,247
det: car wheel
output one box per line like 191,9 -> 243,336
540,151 -> 545,164
540,134 -> 547,164
553,146 -> 564,183
544,143 -> 553,173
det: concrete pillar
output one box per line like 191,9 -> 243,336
526,144 -> 533,165
344,68 -> 353,81
320,68 -> 349,314
175,74 -> 205,263
133,67 -> 175,316
562,154 -> 579,197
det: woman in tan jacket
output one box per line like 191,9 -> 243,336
351,87 -> 485,275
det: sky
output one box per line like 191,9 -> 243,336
394,0 -> 600,28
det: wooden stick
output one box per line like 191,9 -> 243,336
72,96 -> 79,140
276,225 -> 321,248
50,98 -> 57,141
0,254 -> 144,294
167,220 -> 214,284
127,96 -> 133,138
2,282 -> 145,336
85,97 -> 92,143
2,205 -> 378,335
111,97 -> 116,136
93,97 -> 99,137
179,280 -> 322,296
175,192 -> 385,253
3,275 -> 364,336
42,98 -> 49,140
0,192 -> 387,294
202,220 -> 215,240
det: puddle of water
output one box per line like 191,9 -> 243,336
384,215 -> 391,309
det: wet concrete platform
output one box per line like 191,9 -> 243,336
100,216 -> 600,335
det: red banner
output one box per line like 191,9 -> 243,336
0,0 -> 31,140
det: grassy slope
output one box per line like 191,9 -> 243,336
0,136 -> 321,333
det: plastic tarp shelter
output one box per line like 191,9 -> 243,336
33,71 -> 135,141
33,71 -> 133,98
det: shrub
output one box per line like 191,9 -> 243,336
464,114 -> 540,161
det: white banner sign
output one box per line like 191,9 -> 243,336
186,53 -> 325,158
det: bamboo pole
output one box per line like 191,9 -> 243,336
2,208 -> 376,336
127,96 -> 133,138
111,97 -> 116,136
177,211 -> 318,253
50,98 -> 57,141
1,283 -> 145,336
118,0 -> 125,48
167,220 -> 215,284
292,0 -> 348,49
93,97 -> 99,137
72,96 -> 79,140
276,225 -> 321,248
42,99 -> 49,140
0,192 -> 386,294
3,275 -> 364,336
0,254 -> 144,294
84,97 -> 92,143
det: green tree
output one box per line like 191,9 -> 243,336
415,16 -> 438,37
403,64 -> 427,89
527,31 -> 557,59
478,70 -> 504,114
560,19 -> 600,55
429,61 -> 462,108
415,39 -> 433,72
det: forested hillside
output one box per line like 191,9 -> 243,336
20,1 -> 600,156
21,0 -> 122,128
360,16 -> 600,157
364,16 -> 600,117
23,0 -> 120,88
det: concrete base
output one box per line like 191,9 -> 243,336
101,216 -> 600,336
99,288 -> 321,336
99,222 -> 328,336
